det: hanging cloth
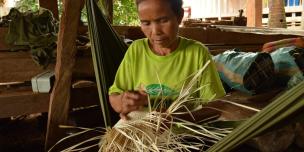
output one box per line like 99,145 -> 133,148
5,8 -> 58,67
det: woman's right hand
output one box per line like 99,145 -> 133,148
109,90 -> 148,120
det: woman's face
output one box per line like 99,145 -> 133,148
137,0 -> 183,52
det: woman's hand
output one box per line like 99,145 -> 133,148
109,91 -> 148,120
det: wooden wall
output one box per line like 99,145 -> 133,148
113,26 -> 298,54
1,25 -> 299,83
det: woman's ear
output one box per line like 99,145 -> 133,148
177,8 -> 184,24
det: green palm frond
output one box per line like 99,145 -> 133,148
86,0 -> 127,127
49,60 -> 237,152
208,80 -> 304,152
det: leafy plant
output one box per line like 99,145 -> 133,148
15,0 -> 39,12
14,0 -> 138,25
113,0 -> 139,25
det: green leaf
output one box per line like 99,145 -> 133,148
113,0 -> 139,25
86,0 -> 127,127
15,0 -> 39,12
208,80 -> 304,152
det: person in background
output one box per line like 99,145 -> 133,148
109,0 -> 225,120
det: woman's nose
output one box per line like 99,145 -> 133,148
151,23 -> 162,35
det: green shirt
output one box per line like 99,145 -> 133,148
109,37 -> 225,101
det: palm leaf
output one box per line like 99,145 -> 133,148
208,80 -> 304,152
50,61 -> 239,151
86,0 -> 127,127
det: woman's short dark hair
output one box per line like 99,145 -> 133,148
136,0 -> 183,17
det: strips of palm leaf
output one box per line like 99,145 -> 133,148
102,69 -> 232,151
100,112 -> 226,152
99,60 -> 229,151
77,1 -> 261,150
208,80 -> 304,152
49,60 -> 261,152
86,0 -> 127,127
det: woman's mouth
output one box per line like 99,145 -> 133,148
154,39 -> 166,43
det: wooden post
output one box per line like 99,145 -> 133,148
246,0 -> 262,27
217,0 -> 221,20
268,0 -> 287,28
39,0 -> 59,20
301,1 -> 304,30
45,0 -> 84,150
0,0 -> 4,7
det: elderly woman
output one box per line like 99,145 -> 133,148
109,0 -> 225,120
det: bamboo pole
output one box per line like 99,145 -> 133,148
268,0 -> 287,28
45,0 -> 84,150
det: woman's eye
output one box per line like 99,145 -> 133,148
141,21 -> 150,26
160,18 -> 169,23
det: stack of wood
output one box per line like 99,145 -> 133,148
182,9 -> 246,27
182,18 -> 234,27
232,9 -> 247,26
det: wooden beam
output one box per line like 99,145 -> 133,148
0,50 -> 94,83
39,0 -> 59,20
246,0 -> 262,27
0,51 -> 50,83
113,26 -> 297,45
302,2 -> 304,29
0,87 -> 49,118
0,85 -> 100,119
45,0 -> 85,150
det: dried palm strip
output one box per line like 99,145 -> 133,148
85,0 -> 226,150
86,0 -> 127,127
208,80 -> 304,152
49,60 -> 237,152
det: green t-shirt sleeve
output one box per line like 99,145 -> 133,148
109,45 -> 134,94
199,48 -> 226,101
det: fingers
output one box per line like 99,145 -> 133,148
138,90 -> 148,105
120,105 -> 142,120
119,91 -> 148,120
120,113 -> 129,121
123,91 -> 148,106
